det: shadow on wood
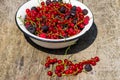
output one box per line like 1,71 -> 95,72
24,22 -> 98,55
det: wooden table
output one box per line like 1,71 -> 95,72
0,0 -> 120,80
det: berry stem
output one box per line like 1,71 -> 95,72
65,46 -> 71,55
18,16 -> 24,24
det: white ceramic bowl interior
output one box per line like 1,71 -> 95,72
15,0 -> 93,49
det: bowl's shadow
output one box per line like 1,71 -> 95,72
24,22 -> 98,55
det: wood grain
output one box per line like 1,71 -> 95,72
0,0 -> 120,80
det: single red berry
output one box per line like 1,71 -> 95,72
78,65 -> 83,70
79,24 -> 84,28
90,61 -> 96,66
39,33 -> 47,38
27,12 -> 31,17
75,63 -> 79,68
53,58 -> 58,63
45,63 -> 50,68
57,73 -> 62,77
71,65 -> 77,71
70,23 -> 74,28
49,59 -> 55,64
26,9 -> 30,13
47,71 -> 53,76
37,7 -> 41,11
65,70 -> 69,74
83,16 -> 90,25
57,60 -> 63,64
64,59 -> 69,65
46,56 -> 50,60
76,7 -> 82,12
55,70 -> 59,74
68,61 -> 73,66
94,56 -> 100,62
56,65 -> 61,71
41,1 -> 45,6
79,14 -> 84,19
69,69 -> 73,74
59,64 -> 64,70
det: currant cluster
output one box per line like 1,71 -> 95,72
45,56 -> 100,77
24,0 -> 90,39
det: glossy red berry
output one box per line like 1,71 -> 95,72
55,70 -> 59,74
94,56 -> 100,62
46,56 -> 50,60
75,63 -> 79,68
41,2 -> 45,6
64,59 -> 69,65
65,70 -> 69,74
90,61 -> 96,66
47,71 -> 53,76
78,65 -> 83,70
68,61 -> 73,66
26,9 -> 30,13
59,64 -> 64,70
57,60 -> 63,64
56,66 -> 61,71
45,63 -> 50,68
69,69 -> 73,74
53,58 -> 58,63
83,16 -> 90,25
57,73 -> 62,77
39,33 -> 47,38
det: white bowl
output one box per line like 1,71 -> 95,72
15,0 -> 93,49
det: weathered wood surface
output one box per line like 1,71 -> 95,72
0,0 -> 120,80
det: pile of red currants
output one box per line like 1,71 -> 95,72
24,0 -> 90,39
45,56 -> 100,77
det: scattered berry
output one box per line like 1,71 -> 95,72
90,61 -> 96,66
45,63 -> 50,68
94,56 -> 100,62
27,25 -> 36,34
57,73 -> 62,77
47,71 -> 53,76
84,64 -> 92,72
57,60 -> 63,64
82,9 -> 88,15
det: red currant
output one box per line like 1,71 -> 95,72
57,60 -> 63,64
94,56 -> 100,62
45,63 -> 50,68
47,71 -> 53,76
90,61 -> 96,66
57,73 -> 62,77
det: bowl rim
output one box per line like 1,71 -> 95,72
15,0 -> 94,43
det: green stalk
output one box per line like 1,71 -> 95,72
18,16 -> 24,24
65,46 -> 71,55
